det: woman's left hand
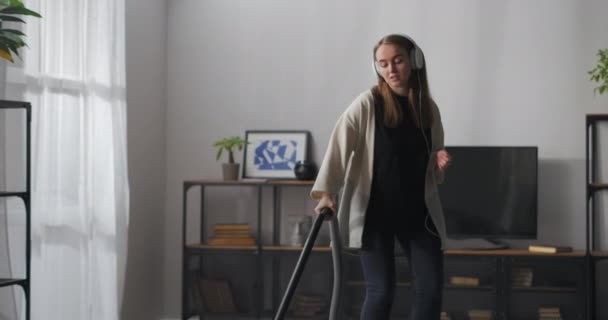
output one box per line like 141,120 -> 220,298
436,149 -> 451,171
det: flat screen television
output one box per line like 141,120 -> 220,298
438,146 -> 538,241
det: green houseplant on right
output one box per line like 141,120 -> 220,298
0,0 -> 42,62
213,136 -> 248,180
589,48 -> 608,96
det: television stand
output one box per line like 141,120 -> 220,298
480,239 -> 510,250
446,238 -> 510,250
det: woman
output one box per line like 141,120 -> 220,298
310,34 -> 451,319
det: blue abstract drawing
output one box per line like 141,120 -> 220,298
254,140 -> 298,170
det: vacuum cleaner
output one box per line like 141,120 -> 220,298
273,207 -> 342,320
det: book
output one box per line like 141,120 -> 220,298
207,237 -> 256,246
289,294 -> 326,317
511,267 -> 534,287
538,307 -> 561,313
528,245 -> 573,254
213,223 -> 251,230
450,276 -> 480,286
213,230 -> 252,237
467,309 -> 493,320
199,278 -> 237,313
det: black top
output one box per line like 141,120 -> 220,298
364,93 -> 432,237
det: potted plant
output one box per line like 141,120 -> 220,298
0,0 -> 42,63
589,48 -> 608,96
213,136 -> 248,180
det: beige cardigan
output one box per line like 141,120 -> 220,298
310,89 -> 448,249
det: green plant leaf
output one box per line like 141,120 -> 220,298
589,48 -> 608,96
213,136 -> 248,162
0,39 -> 25,56
8,0 -> 25,8
1,28 -> 24,35
9,41 -> 22,56
0,30 -> 23,42
0,40 -> 24,54
0,6 -> 42,18
0,14 -> 25,23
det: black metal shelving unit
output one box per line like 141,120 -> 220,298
0,99 -> 31,320
180,179 -> 590,320
586,113 -> 608,320
181,179 -> 319,320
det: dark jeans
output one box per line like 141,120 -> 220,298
359,226 -> 443,320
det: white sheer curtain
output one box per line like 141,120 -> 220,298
3,0 -> 129,319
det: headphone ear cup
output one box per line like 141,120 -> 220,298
372,60 -> 379,76
410,47 -> 424,70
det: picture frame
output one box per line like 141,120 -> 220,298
242,130 -> 310,179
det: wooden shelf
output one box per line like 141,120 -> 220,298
261,311 -> 328,320
185,245 -> 589,257
185,179 -> 266,186
587,113 -> 608,122
346,280 -> 494,291
0,100 -> 29,109
347,280 -> 411,288
266,180 -> 314,186
184,179 -> 314,186
263,245 -> 331,252
0,191 -> 27,198
510,285 -> 577,293
445,249 -> 585,257
590,183 -> 608,191
191,313 -> 259,320
444,284 -> 494,291
186,244 -> 331,252
592,251 -> 608,257
187,244 -> 257,251
0,278 -> 27,288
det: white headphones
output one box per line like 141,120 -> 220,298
373,34 -> 425,75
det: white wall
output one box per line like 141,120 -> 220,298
164,0 -> 608,317
123,0 -> 167,319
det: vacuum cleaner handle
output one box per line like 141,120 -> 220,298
273,207 -> 342,320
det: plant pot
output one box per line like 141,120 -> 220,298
222,163 -> 240,181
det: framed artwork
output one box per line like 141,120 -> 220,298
243,130 -> 310,179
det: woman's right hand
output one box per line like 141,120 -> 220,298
314,193 -> 336,217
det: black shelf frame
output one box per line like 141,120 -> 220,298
0,100 -> 31,320
507,255 -> 586,320
180,179 -> 592,320
181,180 -> 317,320
585,113 -> 608,320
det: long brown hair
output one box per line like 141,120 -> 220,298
372,34 -> 434,128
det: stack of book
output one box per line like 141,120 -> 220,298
528,245 -> 573,254
449,276 -> 480,287
290,294 -> 326,318
538,306 -> 562,319
440,311 -> 452,320
467,309 -> 494,320
511,267 -> 534,287
197,278 -> 237,313
207,223 -> 256,246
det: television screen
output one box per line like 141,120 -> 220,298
438,146 -> 538,239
